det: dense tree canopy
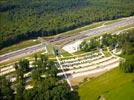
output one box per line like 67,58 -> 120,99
102,34 -> 118,48
120,55 -> 134,73
80,38 -> 100,52
119,29 -> 134,73
0,0 -> 134,49
0,76 -> 14,100
13,55 -> 79,100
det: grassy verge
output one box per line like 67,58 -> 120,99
0,50 -> 44,67
104,18 -> 123,25
78,68 -> 134,100
45,21 -> 106,39
0,17 -> 128,55
108,25 -> 134,34
102,48 -> 111,57
44,17 -> 127,40
73,51 -> 86,55
0,21 -> 104,56
0,39 -> 40,55
46,43 -> 72,58
0,42 -> 70,67
85,25 -> 134,42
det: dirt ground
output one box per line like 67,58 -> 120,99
69,70 -> 108,86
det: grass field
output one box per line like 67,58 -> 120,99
78,68 -> 134,100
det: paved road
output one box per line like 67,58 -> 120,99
49,16 -> 134,46
62,16 -> 134,53
0,16 -> 134,63
0,44 -> 44,62
81,16 -> 134,37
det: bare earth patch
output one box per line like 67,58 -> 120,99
70,70 -> 108,86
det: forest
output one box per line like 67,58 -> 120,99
0,55 -> 79,100
0,0 -> 134,49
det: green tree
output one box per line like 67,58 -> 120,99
120,55 -> 134,73
0,76 -> 14,100
18,59 -> 29,73
14,54 -> 79,100
15,60 -> 25,100
15,82 -> 25,100
80,39 -> 100,52
31,69 -> 41,81
122,42 -> 134,55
